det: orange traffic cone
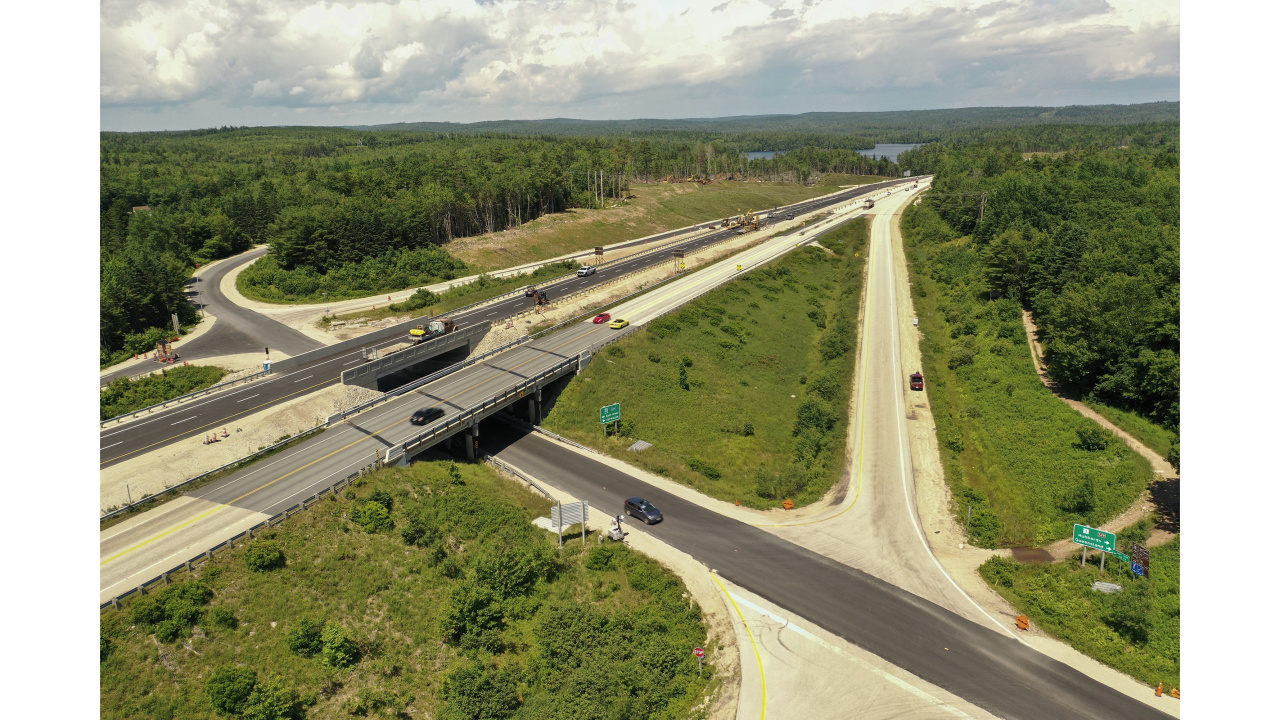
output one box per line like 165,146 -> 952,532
1155,682 -> 1163,697
1170,688 -> 1179,699
222,427 -> 229,438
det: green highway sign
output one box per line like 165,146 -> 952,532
1072,524 -> 1116,553
1114,552 -> 1131,565
600,403 -> 621,424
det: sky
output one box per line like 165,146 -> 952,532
100,0 -> 1179,131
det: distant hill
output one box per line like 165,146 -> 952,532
345,102 -> 1179,140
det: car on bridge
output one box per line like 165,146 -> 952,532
577,266 -> 596,276
592,313 -> 612,324
608,318 -> 629,329
410,407 -> 445,425
624,497 -> 663,524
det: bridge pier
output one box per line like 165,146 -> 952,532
465,424 -> 478,461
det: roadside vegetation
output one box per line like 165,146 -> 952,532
1080,400 -> 1178,464
100,365 -> 228,421
899,135 -> 1177,547
100,458 -> 715,720
543,220 -> 869,509
979,531 -> 1179,688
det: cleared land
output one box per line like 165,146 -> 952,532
100,459 -> 715,720
542,221 -> 869,509
447,175 -> 890,271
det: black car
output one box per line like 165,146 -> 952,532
624,496 -> 663,524
410,407 -> 445,425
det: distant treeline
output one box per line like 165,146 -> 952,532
348,101 -> 1180,143
902,132 -> 1179,428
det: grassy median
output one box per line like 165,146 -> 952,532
100,458 -> 716,720
542,219 -> 869,509
100,365 -> 228,421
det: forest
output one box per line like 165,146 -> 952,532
899,138 -> 1179,428
99,102 -> 1177,364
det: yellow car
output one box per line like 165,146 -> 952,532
608,318 -> 629,329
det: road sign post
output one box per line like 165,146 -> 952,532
1131,543 -> 1150,578
693,646 -> 704,675
1073,524 -> 1115,569
600,403 -> 621,438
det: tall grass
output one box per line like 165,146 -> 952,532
1081,400 -> 1177,461
903,204 -> 1152,547
980,536 -> 1179,688
542,220 -> 869,508
100,459 -> 714,720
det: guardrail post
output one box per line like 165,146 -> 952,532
162,573 -> 170,585
110,598 -> 119,609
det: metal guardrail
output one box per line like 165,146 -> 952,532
385,356 -> 583,463
101,457 -> 386,611
99,424 -> 326,521
480,451 -> 553,500
100,369 -> 270,427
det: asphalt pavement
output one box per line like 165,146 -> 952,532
478,424 -> 1171,720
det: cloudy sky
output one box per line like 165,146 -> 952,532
100,0 -> 1179,131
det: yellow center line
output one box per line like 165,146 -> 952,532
711,572 -> 767,720
753,212 -> 882,529
101,377 -> 338,465
102,329 -> 604,566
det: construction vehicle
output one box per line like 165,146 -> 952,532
408,318 -> 457,343
864,199 -> 875,209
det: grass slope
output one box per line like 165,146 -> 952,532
542,220 -> 868,509
980,535 -> 1179,688
100,459 -> 714,720
902,205 -> 1152,547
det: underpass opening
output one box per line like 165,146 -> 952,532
371,346 -> 470,393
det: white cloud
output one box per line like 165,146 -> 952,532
100,0 -> 1179,129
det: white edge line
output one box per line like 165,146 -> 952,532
881,199 -> 1029,646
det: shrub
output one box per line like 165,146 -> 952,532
244,540 -> 286,572
287,619 -> 324,656
585,543 -> 628,571
367,489 -> 394,512
793,399 -> 837,435
606,345 -> 625,358
206,607 -> 239,630
1075,426 -> 1111,451
350,500 -> 394,533
978,556 -> 1019,588
207,666 -> 258,717
242,677 -> 304,720
678,365 -> 690,391
321,622 -> 360,669
100,631 -> 113,662
686,458 -> 721,480
1104,582 -> 1153,645
441,660 -> 521,720
648,352 -> 661,363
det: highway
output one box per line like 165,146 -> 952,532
100,183 -> 1171,719
99,178 -> 914,468
100,208 -> 882,601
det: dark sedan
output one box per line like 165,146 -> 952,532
624,496 -> 663,524
410,407 -> 445,425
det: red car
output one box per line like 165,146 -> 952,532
909,372 -> 924,391
592,313 -> 612,324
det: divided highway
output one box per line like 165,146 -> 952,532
99,178 -> 914,468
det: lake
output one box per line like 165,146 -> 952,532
855,143 -> 924,162
744,150 -> 783,160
